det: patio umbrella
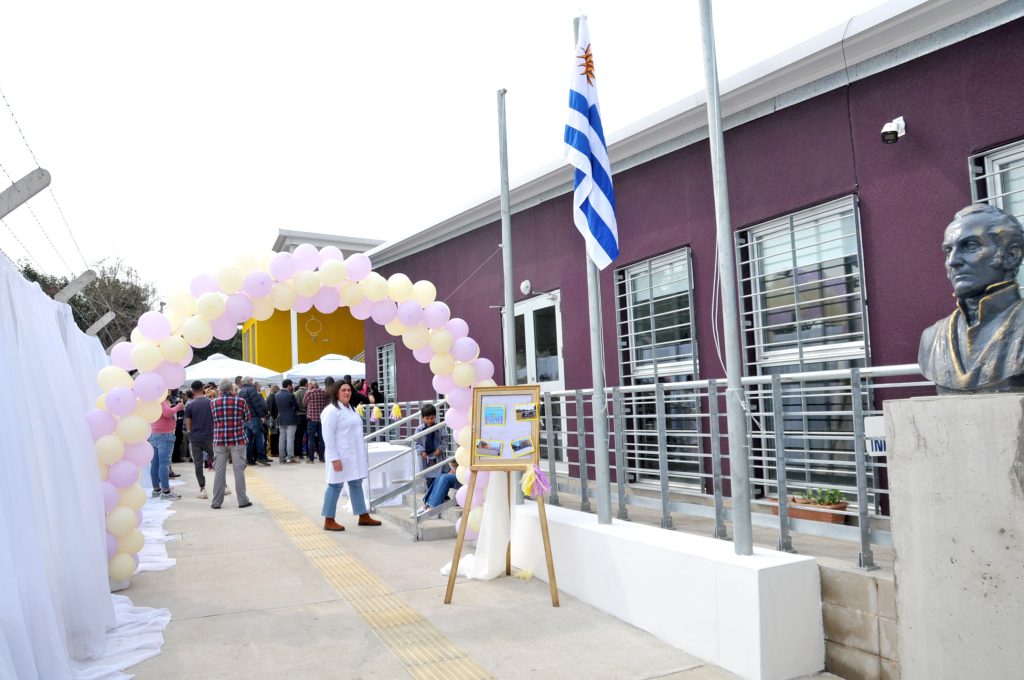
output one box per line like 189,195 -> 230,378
283,354 -> 365,382
184,353 -> 280,386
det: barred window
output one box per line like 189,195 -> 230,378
376,342 -> 397,401
970,140 -> 1024,288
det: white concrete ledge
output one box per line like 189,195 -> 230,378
511,502 -> 824,680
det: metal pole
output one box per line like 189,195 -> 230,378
498,89 -> 516,387
699,0 -> 753,555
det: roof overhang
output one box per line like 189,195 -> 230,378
273,229 -> 384,255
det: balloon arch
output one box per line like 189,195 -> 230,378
86,244 -> 494,580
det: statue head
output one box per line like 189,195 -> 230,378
942,204 -> 1024,300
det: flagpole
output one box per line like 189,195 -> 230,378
497,89 -> 516,389
698,0 -> 753,555
574,17 -> 613,524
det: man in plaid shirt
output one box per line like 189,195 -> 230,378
303,379 -> 328,463
210,378 -> 254,509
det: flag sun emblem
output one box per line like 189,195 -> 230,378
577,44 -> 595,85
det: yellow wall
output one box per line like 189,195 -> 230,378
241,309 -> 364,372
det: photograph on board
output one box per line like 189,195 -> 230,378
476,439 -> 504,457
483,405 -> 506,426
514,402 -> 538,421
509,436 -> 535,458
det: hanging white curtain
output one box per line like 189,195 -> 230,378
0,255 -> 169,679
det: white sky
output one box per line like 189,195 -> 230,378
0,0 -> 887,299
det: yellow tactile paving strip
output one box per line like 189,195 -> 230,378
246,473 -> 492,680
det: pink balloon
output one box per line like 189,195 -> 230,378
190,273 -> 218,298
101,482 -> 120,512
225,294 -> 255,323
108,460 -> 139,488
371,300 -> 398,325
110,342 -> 135,371
244,271 -> 273,298
476,471 -> 491,487
293,295 -> 314,313
397,300 -> 423,326
472,357 -> 495,381
454,515 -> 478,541
180,344 -> 194,367
445,318 -> 469,339
155,361 -> 186,388
293,243 -> 320,271
345,253 -> 372,281
318,246 -> 343,265
269,252 -> 297,281
447,387 -> 472,410
444,408 -> 468,431
313,286 -> 341,314
86,409 -> 117,441
124,441 -> 153,466
210,314 -> 237,341
455,485 -> 468,507
473,484 -> 487,504
133,372 -> 166,402
349,299 -> 374,320
106,387 -> 137,416
412,346 -> 434,364
138,311 -> 171,341
451,337 -> 480,362
106,532 -> 118,560
432,374 -> 456,394
422,302 -> 451,329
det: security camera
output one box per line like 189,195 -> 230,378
881,116 -> 906,144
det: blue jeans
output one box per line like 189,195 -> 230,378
425,473 -> 460,508
148,432 -> 176,492
306,420 -> 324,461
322,479 -> 367,518
245,418 -> 267,463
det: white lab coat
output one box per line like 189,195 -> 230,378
322,402 -> 369,485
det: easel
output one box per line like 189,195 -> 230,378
443,385 -> 559,607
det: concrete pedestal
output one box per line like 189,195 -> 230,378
885,395 -> 1024,678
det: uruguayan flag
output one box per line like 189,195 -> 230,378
564,16 -> 619,270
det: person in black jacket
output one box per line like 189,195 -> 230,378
274,379 -> 301,464
238,377 -> 271,466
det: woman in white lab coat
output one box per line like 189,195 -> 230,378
320,382 -> 382,531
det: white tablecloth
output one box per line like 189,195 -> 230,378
345,442 -> 414,507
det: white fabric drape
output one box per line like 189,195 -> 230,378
0,255 -> 169,679
442,472 -> 512,580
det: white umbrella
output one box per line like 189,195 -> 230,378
283,354 -> 365,382
184,353 -> 280,385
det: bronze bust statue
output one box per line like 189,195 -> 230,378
919,204 -> 1024,393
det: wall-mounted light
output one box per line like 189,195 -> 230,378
520,280 -> 532,295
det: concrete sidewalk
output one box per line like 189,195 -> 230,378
125,462 -> 836,680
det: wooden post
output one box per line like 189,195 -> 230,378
536,494 -> 560,607
505,472 -> 512,576
444,470 -> 478,604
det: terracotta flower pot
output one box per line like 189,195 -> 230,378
768,497 -> 848,524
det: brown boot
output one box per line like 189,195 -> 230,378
358,513 -> 381,526
323,518 -> 345,532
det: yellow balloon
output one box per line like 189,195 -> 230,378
271,282 -> 296,311
428,328 -> 454,354
467,506 -> 484,531
167,290 -> 197,317
196,292 -> 226,321
402,326 -> 430,350
119,485 -> 147,512
96,394 -> 107,410
340,281 -> 365,307
98,460 -> 109,481
130,327 -> 145,344
259,251 -> 276,272
217,266 -> 244,293
98,365 -> 133,392
452,362 -> 477,388
475,378 -> 498,388
117,415 -> 151,445
454,445 -> 470,467
166,309 -> 187,334
457,426 -> 472,449
181,316 -> 213,347
455,464 -> 469,485
133,399 -> 162,423
412,280 -> 437,307
95,434 -> 126,465
318,260 -> 347,287
131,342 -> 162,373
252,296 -> 275,321
384,319 -> 406,336
159,335 -> 189,363
108,553 -> 136,581
234,254 -> 260,275
359,272 -> 388,302
430,353 -> 455,376
387,273 -> 414,302
118,529 -> 145,554
293,270 -> 320,297
106,506 -> 137,538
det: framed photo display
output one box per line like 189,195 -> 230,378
469,384 -> 541,470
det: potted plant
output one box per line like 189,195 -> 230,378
769,488 -> 848,524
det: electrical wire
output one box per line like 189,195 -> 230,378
0,217 -> 43,270
442,244 -> 503,302
0,159 -> 73,275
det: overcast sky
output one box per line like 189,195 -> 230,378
0,0 -> 888,299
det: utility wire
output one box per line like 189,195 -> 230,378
0,217 -> 43,270
442,245 -> 503,302
0,159 -> 73,275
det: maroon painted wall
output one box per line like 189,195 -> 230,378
366,17 -> 1024,401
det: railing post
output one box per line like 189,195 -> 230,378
655,383 -> 674,530
575,390 -> 591,513
613,387 -> 629,521
544,392 -> 560,507
772,375 -> 795,553
708,380 -> 728,540
851,368 -> 878,571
